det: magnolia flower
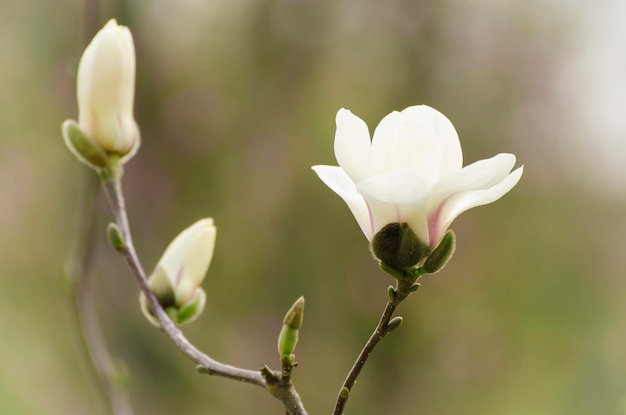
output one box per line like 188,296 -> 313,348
140,218 -> 216,326
76,18 -> 139,159
312,105 -> 523,253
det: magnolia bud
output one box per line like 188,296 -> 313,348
277,296 -> 305,357
139,218 -> 216,326
76,19 -> 139,163
371,223 -> 430,270
422,230 -> 456,274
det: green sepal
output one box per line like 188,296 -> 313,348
379,262 -> 404,281
175,288 -> 207,325
138,292 -> 160,327
62,119 -> 108,169
139,287 -> 206,328
371,223 -> 430,269
423,230 -> 456,274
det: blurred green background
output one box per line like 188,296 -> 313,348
2,0 -> 626,414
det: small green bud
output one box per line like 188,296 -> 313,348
422,230 -> 456,274
340,387 -> 350,398
62,119 -> 109,169
371,223 -> 430,270
107,223 -> 125,252
387,285 -> 396,302
387,316 -> 403,333
278,296 -> 305,357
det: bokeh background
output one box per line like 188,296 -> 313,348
2,0 -> 626,414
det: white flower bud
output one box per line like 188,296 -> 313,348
140,218 -> 216,326
77,19 -> 139,160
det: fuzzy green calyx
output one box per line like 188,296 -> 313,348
371,223 -> 430,270
423,230 -> 456,274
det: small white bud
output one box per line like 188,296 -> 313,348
140,218 -> 216,326
77,19 -> 139,161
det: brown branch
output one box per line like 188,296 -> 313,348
332,279 -> 417,415
99,161 -> 308,413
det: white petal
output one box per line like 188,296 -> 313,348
401,105 -> 462,178
77,19 -> 136,154
312,165 -> 374,239
158,218 -> 216,304
356,169 -> 431,242
435,166 -> 523,238
429,153 -> 517,211
371,110 -> 442,185
334,109 -> 375,183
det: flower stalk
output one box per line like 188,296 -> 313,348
333,276 -> 418,415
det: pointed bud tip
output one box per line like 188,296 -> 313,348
283,296 -> 305,329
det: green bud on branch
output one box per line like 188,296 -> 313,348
277,296 -> 305,357
387,316 -> 403,333
107,223 -> 125,252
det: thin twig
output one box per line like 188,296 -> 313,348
99,165 -> 265,386
99,162 -> 308,414
333,279 -> 417,415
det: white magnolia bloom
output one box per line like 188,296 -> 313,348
77,19 -> 139,158
140,218 -> 216,326
312,105 -> 523,249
